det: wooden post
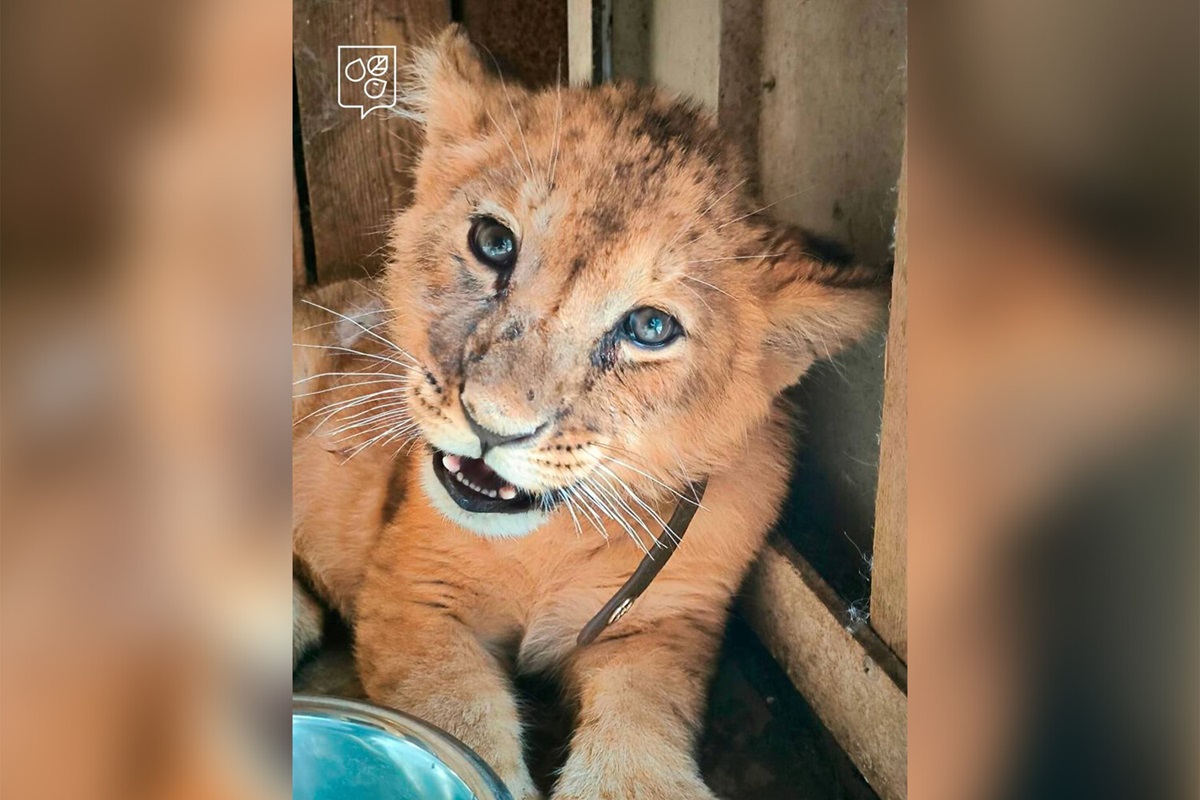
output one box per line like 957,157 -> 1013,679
871,151 -> 908,661
293,173 -> 309,289
567,0 -> 595,85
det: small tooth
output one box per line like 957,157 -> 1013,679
455,472 -> 465,483
486,490 -> 497,498
442,454 -> 461,472
499,485 -> 517,500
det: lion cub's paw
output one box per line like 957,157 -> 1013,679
498,770 -> 542,800
552,773 -> 719,800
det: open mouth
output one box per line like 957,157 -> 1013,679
431,449 -> 542,514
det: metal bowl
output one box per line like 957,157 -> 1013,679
293,694 -> 513,800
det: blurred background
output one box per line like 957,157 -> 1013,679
909,1 -> 1197,799
2,1 -> 1196,799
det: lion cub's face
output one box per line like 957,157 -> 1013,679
383,29 -> 883,538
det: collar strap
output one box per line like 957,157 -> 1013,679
576,478 -> 708,646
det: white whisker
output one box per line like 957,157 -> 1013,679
327,407 -> 413,439
565,486 -> 609,540
593,450 -> 709,509
715,183 -> 818,230
485,108 -> 531,183
547,57 -> 564,189
299,299 -> 421,366
592,474 -> 660,545
294,386 -> 407,429
663,177 -> 748,254
579,480 -> 648,554
680,274 -> 739,301
484,48 -> 537,179
684,253 -> 786,264
292,343 -> 414,371
596,467 -> 677,544
292,378 -> 407,398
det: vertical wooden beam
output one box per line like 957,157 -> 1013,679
871,151 -> 907,661
717,0 -> 763,183
607,0 -> 762,180
293,0 -> 449,282
567,0 -> 595,85
758,0 -> 905,268
293,173 -> 308,290
639,0 -> 721,107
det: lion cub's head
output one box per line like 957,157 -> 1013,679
383,27 -> 885,537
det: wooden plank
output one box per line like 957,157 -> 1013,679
293,173 -> 308,290
607,0 -> 760,178
459,0 -> 568,88
757,0 -> 904,648
566,0 -> 594,85
293,0 -> 449,282
717,0 -> 764,182
871,151 -> 907,660
759,0 -> 905,268
745,537 -> 908,800
641,0 -> 721,107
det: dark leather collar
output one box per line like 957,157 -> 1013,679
577,479 -> 708,646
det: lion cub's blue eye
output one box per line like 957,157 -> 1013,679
623,307 -> 681,347
468,217 -> 517,269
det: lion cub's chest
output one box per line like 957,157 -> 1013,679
395,496 -> 648,662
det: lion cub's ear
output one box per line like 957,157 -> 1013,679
757,224 -> 889,392
406,25 -> 510,148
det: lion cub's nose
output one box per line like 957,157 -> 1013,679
460,397 -> 543,454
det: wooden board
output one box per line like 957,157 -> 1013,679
293,0 -> 448,282
758,0 -> 906,269
293,173 -> 308,290
567,0 -> 594,85
757,0 -> 904,638
459,0 -> 569,88
746,538 -> 908,800
871,151 -> 907,660
717,0 -> 764,182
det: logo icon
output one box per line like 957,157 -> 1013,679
338,45 -> 397,118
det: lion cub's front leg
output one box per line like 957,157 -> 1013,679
356,587 -> 540,799
554,616 -> 723,800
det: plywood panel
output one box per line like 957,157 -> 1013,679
871,152 -> 907,660
293,0 -> 448,281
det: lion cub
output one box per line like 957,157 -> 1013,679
294,26 -> 885,800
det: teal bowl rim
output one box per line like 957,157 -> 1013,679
292,694 -> 514,800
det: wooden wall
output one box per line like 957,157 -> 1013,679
292,0 -> 568,285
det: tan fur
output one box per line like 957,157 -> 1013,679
292,281 -> 403,626
294,27 -> 885,800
